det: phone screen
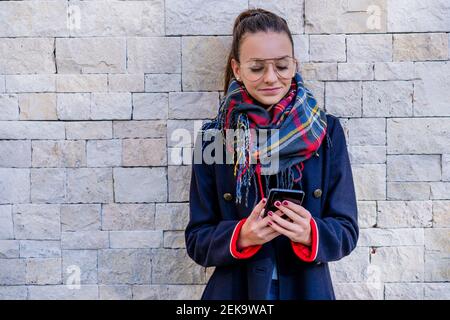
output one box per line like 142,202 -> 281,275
263,188 -> 305,218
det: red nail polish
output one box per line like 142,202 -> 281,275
268,221 -> 272,225
282,200 -> 289,206
274,201 -> 281,207
268,211 -> 273,216
262,198 -> 267,204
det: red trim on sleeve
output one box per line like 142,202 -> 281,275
290,217 -> 319,262
230,218 -> 262,259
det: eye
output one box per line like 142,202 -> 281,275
250,67 -> 264,72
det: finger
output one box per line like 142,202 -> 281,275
258,207 -> 266,220
273,203 -> 303,224
273,209 -> 284,216
269,212 -> 298,232
257,215 -> 271,229
267,219 -> 296,239
249,198 -> 267,221
272,209 -> 295,223
257,208 -> 282,228
260,226 -> 279,238
261,224 -> 281,237
281,200 -> 311,220
270,208 -> 310,236
269,209 -> 284,218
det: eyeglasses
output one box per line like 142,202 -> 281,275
239,56 -> 297,82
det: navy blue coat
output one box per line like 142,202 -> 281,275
185,114 -> 359,300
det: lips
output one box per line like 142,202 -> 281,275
259,87 -> 281,92
258,87 -> 281,95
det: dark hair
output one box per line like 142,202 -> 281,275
223,8 -> 295,93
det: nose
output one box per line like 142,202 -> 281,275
263,63 -> 278,83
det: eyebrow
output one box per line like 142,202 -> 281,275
247,55 -> 291,62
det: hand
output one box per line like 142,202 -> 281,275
266,200 -> 312,246
237,198 -> 283,249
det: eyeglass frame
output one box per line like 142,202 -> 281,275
237,55 -> 298,82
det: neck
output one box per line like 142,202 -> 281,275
263,104 -> 274,112
245,90 -> 275,111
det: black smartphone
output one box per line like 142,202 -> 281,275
262,188 -> 305,219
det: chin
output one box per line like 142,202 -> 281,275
257,95 -> 282,106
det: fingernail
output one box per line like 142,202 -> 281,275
268,221 -> 272,226
274,201 -> 281,207
282,200 -> 289,206
262,198 -> 267,204
268,211 -> 273,216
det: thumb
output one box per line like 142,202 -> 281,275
249,198 -> 267,221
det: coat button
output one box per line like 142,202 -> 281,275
313,189 -> 322,198
223,193 -> 233,201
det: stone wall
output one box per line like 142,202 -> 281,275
0,0 -> 449,300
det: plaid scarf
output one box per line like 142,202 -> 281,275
203,72 -> 328,208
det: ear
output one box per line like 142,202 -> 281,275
231,58 -> 241,81
293,58 -> 298,76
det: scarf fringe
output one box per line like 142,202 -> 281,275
235,159 -> 306,209
201,73 -> 327,208
200,121 -> 310,208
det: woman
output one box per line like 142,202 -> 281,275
185,8 -> 358,300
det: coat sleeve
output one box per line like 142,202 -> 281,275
315,117 -> 359,262
291,116 -> 359,263
185,125 -> 262,268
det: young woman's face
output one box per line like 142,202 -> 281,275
231,31 -> 296,108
